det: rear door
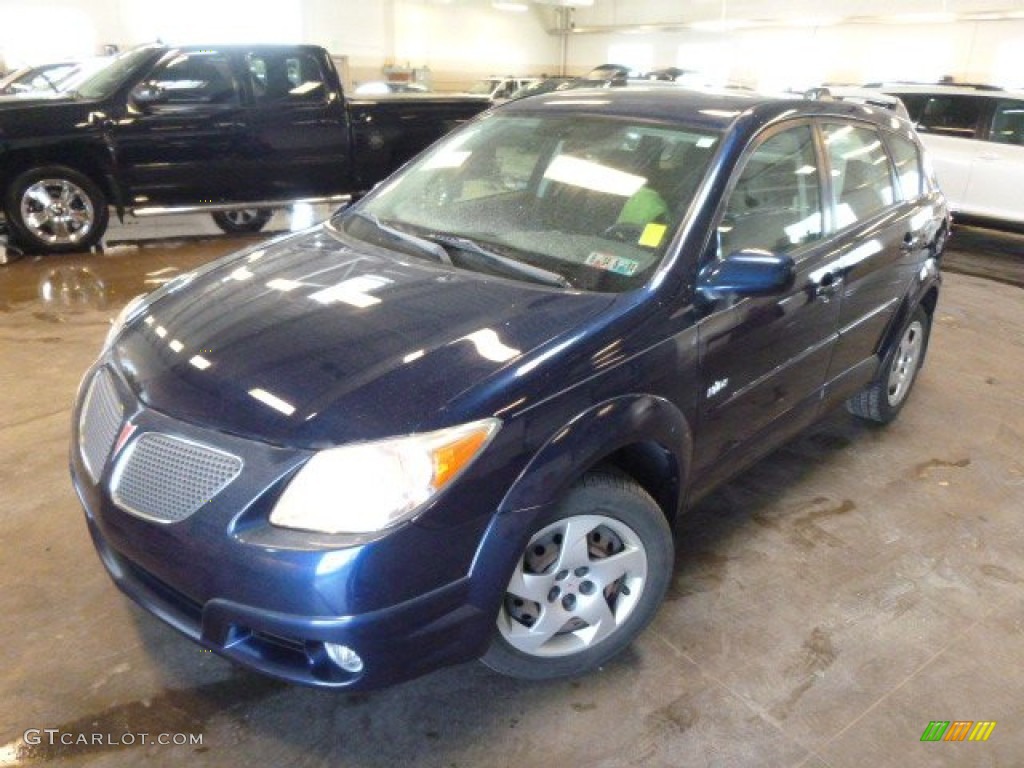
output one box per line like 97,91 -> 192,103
241,47 -> 352,199
693,122 -> 841,487
818,121 -> 927,398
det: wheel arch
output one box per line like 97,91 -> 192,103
1,146 -> 119,214
464,395 -> 691,624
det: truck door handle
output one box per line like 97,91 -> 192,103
814,272 -> 842,300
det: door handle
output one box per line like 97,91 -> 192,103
900,231 -> 925,253
814,272 -> 842,300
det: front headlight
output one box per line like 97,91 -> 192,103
102,293 -> 147,352
269,418 -> 500,534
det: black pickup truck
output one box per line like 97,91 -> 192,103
0,44 -> 489,254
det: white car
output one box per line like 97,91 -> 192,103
870,84 -> 1024,229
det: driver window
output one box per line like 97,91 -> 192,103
141,52 -> 239,106
719,125 -> 823,257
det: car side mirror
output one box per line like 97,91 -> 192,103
698,249 -> 795,299
130,83 -> 166,107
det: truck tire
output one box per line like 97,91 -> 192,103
4,166 -> 108,254
211,209 -> 274,234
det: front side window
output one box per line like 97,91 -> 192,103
990,100 -> 1024,146
718,124 -> 823,257
823,123 -> 896,228
140,51 -> 239,105
333,113 -> 721,292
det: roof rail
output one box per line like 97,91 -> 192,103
863,80 -> 1004,91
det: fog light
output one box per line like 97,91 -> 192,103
325,643 -> 364,673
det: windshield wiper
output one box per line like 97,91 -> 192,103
425,233 -> 572,289
349,211 -> 452,265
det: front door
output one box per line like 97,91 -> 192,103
693,122 -> 842,490
114,49 -> 248,206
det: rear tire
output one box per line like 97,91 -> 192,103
4,165 -> 108,253
847,306 -> 930,424
211,209 -> 273,234
482,471 -> 673,680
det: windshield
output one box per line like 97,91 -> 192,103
73,46 -> 159,100
336,112 -> 721,292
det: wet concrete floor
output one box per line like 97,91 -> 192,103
0,214 -> 1022,767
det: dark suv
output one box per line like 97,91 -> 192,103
71,87 -> 948,689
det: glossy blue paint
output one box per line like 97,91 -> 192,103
71,87 -> 948,689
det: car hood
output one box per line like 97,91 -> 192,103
114,227 -> 614,447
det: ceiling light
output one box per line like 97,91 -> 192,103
493,2 -> 529,11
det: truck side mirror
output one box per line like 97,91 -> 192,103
130,83 -> 166,108
698,249 -> 795,300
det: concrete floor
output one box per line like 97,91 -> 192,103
0,213 -> 1022,767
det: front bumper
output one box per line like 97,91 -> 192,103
70,364 -> 497,689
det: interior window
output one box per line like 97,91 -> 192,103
990,100 -> 1024,146
823,123 -> 896,228
143,52 -> 239,105
718,125 -> 823,257
885,132 -> 923,201
247,52 -> 326,103
915,95 -> 982,138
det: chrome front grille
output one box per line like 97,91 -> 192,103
112,433 -> 242,523
79,369 -> 123,483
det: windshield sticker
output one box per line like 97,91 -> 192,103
585,251 -> 640,276
639,222 -> 667,248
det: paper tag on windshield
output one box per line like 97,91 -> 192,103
639,223 -> 667,248
585,252 -> 639,276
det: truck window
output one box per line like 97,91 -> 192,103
142,51 -> 239,105
247,52 -> 327,104
914,95 -> 983,139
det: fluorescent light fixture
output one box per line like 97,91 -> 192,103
493,1 -> 529,11
189,355 -> 212,370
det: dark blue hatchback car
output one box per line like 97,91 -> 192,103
71,87 -> 948,689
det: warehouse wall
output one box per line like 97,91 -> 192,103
0,0 -> 1020,90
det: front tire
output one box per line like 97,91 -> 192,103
482,471 -> 673,680
4,166 -> 108,254
847,306 -> 930,424
211,208 -> 273,234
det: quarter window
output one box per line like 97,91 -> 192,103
990,100 -> 1024,146
822,123 -> 896,228
719,125 -> 823,256
885,133 -> 923,201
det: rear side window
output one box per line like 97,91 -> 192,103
247,51 -> 326,104
886,133 -> 923,200
990,100 -> 1024,146
822,123 -> 896,228
719,125 -> 824,256
914,95 -> 984,139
